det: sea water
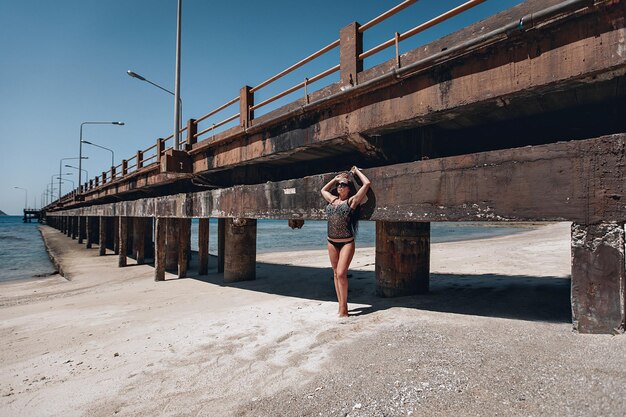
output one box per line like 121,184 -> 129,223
0,216 -> 528,283
189,219 -> 527,254
0,216 -> 56,282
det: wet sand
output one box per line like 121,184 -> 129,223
1,222 -> 625,416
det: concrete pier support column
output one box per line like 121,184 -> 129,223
155,217 -> 166,281
86,217 -> 94,249
105,217 -> 115,251
78,216 -> 86,244
133,217 -> 147,265
224,218 -> 256,283
72,217 -> 79,240
66,216 -> 72,237
198,218 -> 210,275
144,218 -> 154,260
571,222 -> 625,334
113,217 -> 119,255
375,221 -> 430,297
118,217 -> 128,267
217,218 -> 225,273
98,216 -> 107,256
178,219 -> 191,278
165,218 -> 178,271
126,218 -> 134,257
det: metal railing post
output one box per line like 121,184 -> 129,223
340,22 -> 363,87
136,150 -> 144,169
186,119 -> 197,150
240,86 -> 254,129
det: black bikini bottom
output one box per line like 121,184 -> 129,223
327,239 -> 355,249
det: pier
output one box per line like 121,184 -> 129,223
22,209 -> 42,223
43,0 -> 626,334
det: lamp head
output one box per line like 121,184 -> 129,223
113,121 -> 125,125
127,70 -> 146,81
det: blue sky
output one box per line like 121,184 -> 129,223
0,0 -> 523,214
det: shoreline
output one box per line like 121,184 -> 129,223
37,226 -> 62,279
1,222 -> 624,416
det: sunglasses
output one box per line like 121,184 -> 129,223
337,182 -> 350,188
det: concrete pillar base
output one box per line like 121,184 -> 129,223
178,219 -> 191,278
98,216 -> 107,256
78,216 -> 85,244
224,218 -> 256,283
217,218 -> 225,273
198,218 -> 210,275
375,221 -> 430,297
571,222 -> 625,334
133,217 -> 147,264
86,217 -> 94,249
155,217 -> 166,281
118,217 -> 128,267
165,218 -> 179,271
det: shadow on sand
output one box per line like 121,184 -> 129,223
151,252 -> 572,325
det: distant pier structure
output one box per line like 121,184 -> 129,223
23,209 -> 43,223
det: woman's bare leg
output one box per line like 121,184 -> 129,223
336,242 -> 355,317
327,242 -> 341,312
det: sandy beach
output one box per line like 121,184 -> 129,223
1,222 -> 625,417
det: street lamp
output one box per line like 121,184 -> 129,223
45,184 -> 57,207
127,69 -> 183,149
52,173 -> 72,201
79,121 -> 124,193
81,140 -> 114,167
59,156 -> 87,200
13,186 -> 27,210
57,176 -> 75,189
174,0 -> 182,150
65,164 -> 88,189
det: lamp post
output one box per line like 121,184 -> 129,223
45,184 -> 57,207
127,70 -> 183,148
65,165 -> 88,190
59,156 -> 87,200
57,176 -> 75,189
174,0 -> 182,150
13,187 -> 27,210
79,121 -> 124,193
82,140 -> 114,167
52,173 -> 73,201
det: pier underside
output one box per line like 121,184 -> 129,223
44,0 -> 626,334
48,134 -> 626,333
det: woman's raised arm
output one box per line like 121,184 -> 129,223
321,175 -> 342,203
349,166 -> 370,208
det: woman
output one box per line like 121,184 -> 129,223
321,166 -> 371,317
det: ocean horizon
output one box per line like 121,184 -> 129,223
0,216 -> 529,283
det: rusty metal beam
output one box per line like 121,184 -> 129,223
47,134 -> 625,224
